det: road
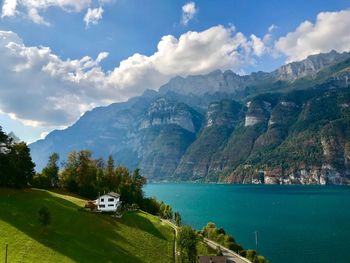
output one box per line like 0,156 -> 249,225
162,219 -> 179,263
203,238 -> 252,263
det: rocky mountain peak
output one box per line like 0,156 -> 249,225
274,50 -> 350,81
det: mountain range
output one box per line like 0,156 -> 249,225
30,50 -> 350,184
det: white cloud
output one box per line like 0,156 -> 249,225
84,6 -> 104,27
250,34 -> 265,57
28,7 -> 50,26
275,9 -> 350,62
268,24 -> 277,33
0,0 -> 110,26
181,2 -> 197,26
1,0 -> 17,18
0,26 -> 265,129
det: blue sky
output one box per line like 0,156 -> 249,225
0,0 -> 349,142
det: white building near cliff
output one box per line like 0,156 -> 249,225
95,192 -> 121,212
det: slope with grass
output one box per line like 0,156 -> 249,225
0,188 -> 174,263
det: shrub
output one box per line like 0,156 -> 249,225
85,201 -> 97,211
38,206 -> 51,226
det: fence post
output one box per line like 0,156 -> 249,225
5,243 -> 8,263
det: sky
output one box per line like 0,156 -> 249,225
0,0 -> 350,143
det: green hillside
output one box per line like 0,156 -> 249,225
0,188 -> 174,263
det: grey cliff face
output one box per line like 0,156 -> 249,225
274,50 -> 350,81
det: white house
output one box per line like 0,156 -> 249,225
95,192 -> 121,212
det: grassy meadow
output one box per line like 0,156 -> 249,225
0,188 -> 174,263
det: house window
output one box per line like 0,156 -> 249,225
100,198 -> 104,202
108,198 -> 114,202
99,204 -> 105,208
108,204 -> 114,207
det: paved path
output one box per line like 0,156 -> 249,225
162,219 -> 178,263
203,238 -> 252,263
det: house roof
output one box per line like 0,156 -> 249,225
95,192 -> 120,201
198,256 -> 228,263
106,192 -> 120,198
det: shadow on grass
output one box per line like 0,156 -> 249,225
0,188 -> 163,263
118,211 -> 167,240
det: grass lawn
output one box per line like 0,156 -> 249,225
0,188 -> 174,263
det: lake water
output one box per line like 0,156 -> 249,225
144,184 -> 350,263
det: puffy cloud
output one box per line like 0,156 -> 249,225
84,6 -> 104,27
250,34 -> 265,57
181,2 -> 197,26
0,0 -> 110,26
275,9 -> 350,62
0,30 -> 109,127
107,25 -> 264,97
0,26 -> 265,128
1,0 -> 17,18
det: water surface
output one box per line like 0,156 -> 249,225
144,184 -> 350,263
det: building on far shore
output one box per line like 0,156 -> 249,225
198,256 -> 234,263
95,192 -> 121,212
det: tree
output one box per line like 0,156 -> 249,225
60,151 -> 79,192
38,206 -> 51,226
106,155 -> 115,177
0,126 -> 12,186
42,153 -> 60,187
101,155 -> 120,192
32,173 -> 51,189
8,142 -> 35,188
159,203 -> 173,219
177,226 -> 198,263
141,197 -> 161,215
117,167 -> 146,206
0,128 -> 35,188
75,150 -> 98,198
175,211 -> 182,226
131,168 -> 147,205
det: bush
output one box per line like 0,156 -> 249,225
38,206 -> 51,226
85,201 -> 97,211
241,250 -> 269,263
201,222 -> 242,253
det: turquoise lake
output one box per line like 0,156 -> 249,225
144,184 -> 350,263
